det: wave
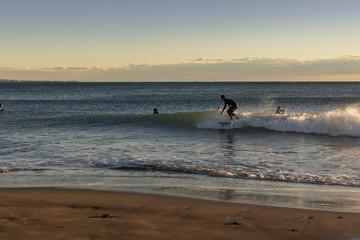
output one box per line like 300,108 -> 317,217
197,105 -> 360,137
6,105 -> 360,137
5,110 -> 218,128
114,163 -> 360,187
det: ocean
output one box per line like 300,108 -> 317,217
1,82 -> 360,212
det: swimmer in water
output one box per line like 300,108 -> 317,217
275,106 -> 286,114
153,108 -> 160,114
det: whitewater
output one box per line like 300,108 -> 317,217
197,105 -> 360,137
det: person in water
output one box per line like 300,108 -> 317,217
153,108 -> 160,114
0,104 -> 4,112
275,106 -> 286,114
220,95 -> 238,120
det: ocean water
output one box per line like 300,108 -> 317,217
1,82 -> 360,211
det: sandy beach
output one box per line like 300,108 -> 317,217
0,188 -> 359,240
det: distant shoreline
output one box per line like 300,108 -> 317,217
1,79 -> 360,83
0,79 -> 78,83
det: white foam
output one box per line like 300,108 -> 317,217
197,105 -> 360,137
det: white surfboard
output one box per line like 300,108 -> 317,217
219,121 -> 231,125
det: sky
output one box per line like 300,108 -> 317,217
1,0 -> 360,81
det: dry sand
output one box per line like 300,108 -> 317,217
1,188 -> 360,240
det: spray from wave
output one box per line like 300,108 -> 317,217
197,105 -> 360,137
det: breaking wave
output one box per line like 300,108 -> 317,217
8,106 -> 360,137
197,105 -> 360,137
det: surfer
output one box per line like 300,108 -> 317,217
220,95 -> 238,120
153,108 -> 160,114
0,104 -> 4,112
275,106 -> 286,114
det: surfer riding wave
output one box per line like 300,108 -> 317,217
220,95 -> 238,120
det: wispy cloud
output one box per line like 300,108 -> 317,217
1,56 -> 360,81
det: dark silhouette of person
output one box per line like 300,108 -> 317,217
275,106 -> 286,114
220,95 -> 238,120
153,108 -> 160,114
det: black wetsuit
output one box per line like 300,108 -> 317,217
222,98 -> 238,119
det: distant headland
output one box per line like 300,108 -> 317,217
0,79 -> 78,83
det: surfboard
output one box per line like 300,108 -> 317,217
219,121 -> 231,125
278,109 -> 287,114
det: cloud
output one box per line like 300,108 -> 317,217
189,57 -> 226,62
1,56 -> 360,81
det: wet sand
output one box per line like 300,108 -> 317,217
1,188 -> 360,240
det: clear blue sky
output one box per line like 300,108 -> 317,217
1,0 -> 360,81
